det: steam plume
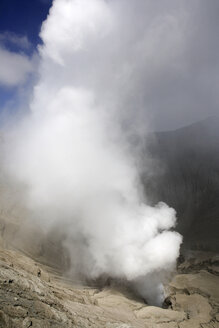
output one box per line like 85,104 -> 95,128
5,0 -> 182,305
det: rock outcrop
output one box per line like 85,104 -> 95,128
0,247 -> 218,328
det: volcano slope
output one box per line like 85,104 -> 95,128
0,242 -> 218,328
143,116 -> 219,252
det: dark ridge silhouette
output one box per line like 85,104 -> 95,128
143,116 -> 219,251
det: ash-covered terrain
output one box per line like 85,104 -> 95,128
0,243 -> 218,327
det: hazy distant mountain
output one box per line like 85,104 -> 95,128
144,116 -> 219,251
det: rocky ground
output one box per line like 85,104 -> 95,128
0,246 -> 218,328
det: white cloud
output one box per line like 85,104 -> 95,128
40,0 -> 113,64
0,31 -> 31,49
0,46 -> 34,87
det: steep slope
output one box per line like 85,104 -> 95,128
144,116 -> 219,251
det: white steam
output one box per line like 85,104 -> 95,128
5,0 -> 182,305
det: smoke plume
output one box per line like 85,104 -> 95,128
4,0 -> 182,305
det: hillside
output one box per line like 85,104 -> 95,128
144,116 -> 219,251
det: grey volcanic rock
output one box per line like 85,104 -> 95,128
0,247 -> 218,328
165,251 -> 219,328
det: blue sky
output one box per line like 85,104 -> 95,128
0,0 -> 218,130
0,0 -> 52,111
0,0 -> 51,47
